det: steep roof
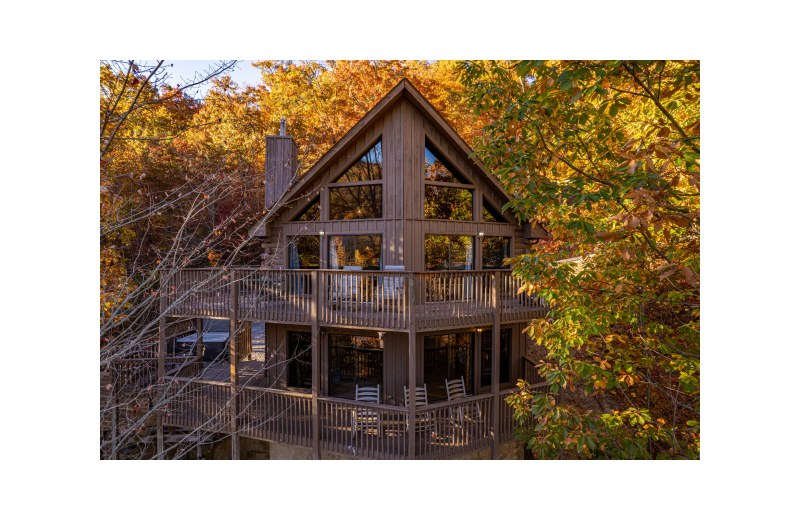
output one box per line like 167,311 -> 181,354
251,78 -> 514,236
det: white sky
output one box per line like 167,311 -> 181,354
140,60 -> 266,97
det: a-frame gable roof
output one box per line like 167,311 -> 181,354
251,78 -> 515,236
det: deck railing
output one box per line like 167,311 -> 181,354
318,396 -> 409,460
163,268 -> 547,330
239,386 -> 313,446
163,378 -> 232,433
414,394 -> 494,460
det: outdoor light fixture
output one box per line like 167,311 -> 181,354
319,230 -> 325,236
478,231 -> 484,237
477,328 -> 483,333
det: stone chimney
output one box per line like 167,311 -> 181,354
264,118 -> 298,209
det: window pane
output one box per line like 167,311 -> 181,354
425,235 -> 474,271
289,235 -> 320,269
335,141 -> 382,182
424,333 -> 474,402
424,145 -> 465,183
481,329 -> 511,387
482,236 -> 510,269
329,334 -> 383,400
424,185 -> 472,220
329,185 -> 382,219
482,200 -> 505,223
329,235 -> 381,270
294,195 -> 320,221
287,331 -> 312,388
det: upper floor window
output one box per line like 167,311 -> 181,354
425,235 -> 474,271
330,140 -> 383,220
424,143 -> 467,184
293,195 -> 320,221
288,235 -> 320,269
481,199 -> 506,223
329,234 -> 382,270
482,236 -> 510,269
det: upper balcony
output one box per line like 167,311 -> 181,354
164,269 -> 547,332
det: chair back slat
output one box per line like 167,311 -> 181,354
355,384 -> 381,404
403,384 -> 429,407
445,376 -> 468,400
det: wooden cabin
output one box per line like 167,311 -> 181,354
158,79 -> 555,460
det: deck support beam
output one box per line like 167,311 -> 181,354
157,281 -> 167,460
311,271 -> 320,460
230,274 -> 240,460
491,272 -> 500,460
407,274 -> 416,460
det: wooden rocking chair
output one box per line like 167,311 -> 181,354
330,266 -> 362,310
404,384 -> 437,436
351,384 -> 382,438
445,376 -> 483,428
374,265 -> 404,311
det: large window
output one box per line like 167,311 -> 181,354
424,186 -> 473,220
287,331 -> 312,389
329,334 -> 383,400
288,235 -> 320,269
424,333 -> 474,402
480,328 -> 511,387
482,236 -> 510,269
425,235 -> 474,271
329,140 -> 382,220
329,235 -> 382,270
424,144 -> 467,184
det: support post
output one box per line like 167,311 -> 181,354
491,272 -> 500,460
110,361 -> 118,460
157,277 -> 167,460
311,271 -> 320,460
195,318 -> 203,363
407,273 -> 416,460
230,273 -> 240,460
474,330 -> 482,396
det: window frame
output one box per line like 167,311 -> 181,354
328,136 -> 384,220
327,233 -> 384,270
424,234 -> 476,271
481,235 -> 512,270
423,138 -> 476,221
327,332 -> 384,401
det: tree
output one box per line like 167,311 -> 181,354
460,60 -> 700,459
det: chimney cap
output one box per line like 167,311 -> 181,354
280,117 -> 286,136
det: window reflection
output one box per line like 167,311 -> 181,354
480,329 -> 511,387
329,334 -> 383,400
288,235 -> 320,269
482,200 -> 505,223
482,236 -> 510,269
294,195 -> 321,221
424,333 -> 474,402
425,235 -> 474,271
424,185 -> 472,220
330,185 -> 382,219
329,235 -> 382,270
288,331 -> 312,389
335,141 -> 382,182
424,145 -> 466,184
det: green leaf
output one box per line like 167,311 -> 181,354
609,103 -> 619,117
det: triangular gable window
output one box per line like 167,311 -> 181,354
482,199 -> 507,223
424,144 -> 468,184
335,140 -> 382,183
293,195 -> 320,221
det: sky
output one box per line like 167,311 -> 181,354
140,60 -> 265,98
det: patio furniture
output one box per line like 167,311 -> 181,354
351,384 -> 382,438
445,376 -> 483,428
404,384 -> 437,436
375,265 -> 404,310
330,266 -> 362,310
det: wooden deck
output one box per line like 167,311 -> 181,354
162,378 -> 558,460
164,268 -> 547,331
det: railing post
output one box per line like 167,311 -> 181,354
407,273 -> 416,460
311,271 -> 320,460
157,272 -> 167,460
195,318 -> 203,363
491,272 -> 500,460
229,272 -> 240,460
